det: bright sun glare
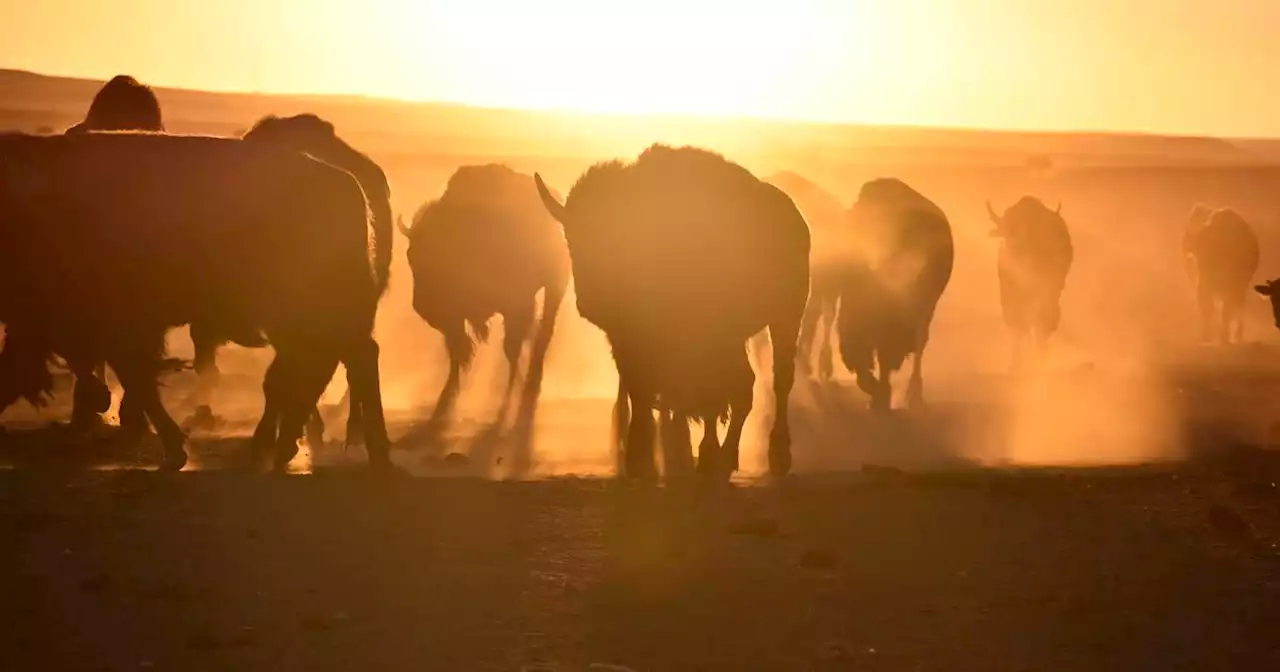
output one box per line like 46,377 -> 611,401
380,0 -> 882,119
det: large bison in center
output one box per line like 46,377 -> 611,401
401,164 -> 570,428
534,145 -> 810,480
0,131 -> 391,471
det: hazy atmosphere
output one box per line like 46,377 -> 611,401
3,4 -> 1280,670
5,0 -> 1280,134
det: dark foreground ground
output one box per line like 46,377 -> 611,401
5,358 -> 1280,671
4,456 -> 1280,671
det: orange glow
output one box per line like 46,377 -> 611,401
2,0 -> 1279,135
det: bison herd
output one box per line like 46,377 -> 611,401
0,75 -> 1272,481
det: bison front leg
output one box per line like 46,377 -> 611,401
660,410 -> 695,480
797,293 -> 824,378
768,313 -> 801,477
525,281 -> 567,406
907,326 -> 933,410
717,357 -> 755,480
427,323 -> 468,432
502,302 -> 534,403
611,378 -> 630,475
817,297 -> 837,383
108,336 -> 187,471
616,361 -> 658,481
271,349 -> 342,472
343,338 -> 392,470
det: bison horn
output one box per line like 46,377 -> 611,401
986,199 -> 1002,226
1055,201 -> 1062,216
535,173 -> 568,224
396,214 -> 411,237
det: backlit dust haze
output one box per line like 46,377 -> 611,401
3,0 -> 1280,136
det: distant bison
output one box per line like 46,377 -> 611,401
766,171 -> 846,382
535,145 -> 810,479
1253,278 -> 1280,328
0,132 -> 391,471
401,164 -> 570,426
1184,205 -> 1258,343
837,179 -> 953,410
987,196 -> 1073,366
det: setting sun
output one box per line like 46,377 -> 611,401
3,0 -> 1278,134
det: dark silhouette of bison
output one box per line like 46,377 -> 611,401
766,171 -> 846,382
987,196 -> 1073,366
534,145 -> 810,480
64,75 -> 164,134
0,131 -> 391,471
1253,278 -> 1280,329
1184,205 -> 1259,343
0,75 -> 163,426
400,164 -> 570,429
837,179 -> 953,410
176,114 -> 395,444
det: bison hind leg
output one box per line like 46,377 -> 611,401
660,410 -> 695,481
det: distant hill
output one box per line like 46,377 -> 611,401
1,68 -> 1274,169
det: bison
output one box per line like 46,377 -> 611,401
64,75 -> 164,134
178,114 -> 395,442
837,179 -> 953,410
0,131 -> 391,471
1184,205 -> 1259,343
987,196 -> 1074,367
534,145 -> 810,480
1253,279 -> 1280,328
0,75 -> 163,426
400,164 -> 570,428
766,171 -> 846,382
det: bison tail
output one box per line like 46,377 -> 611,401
369,190 -> 393,297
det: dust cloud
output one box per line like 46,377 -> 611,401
6,118 -> 1280,477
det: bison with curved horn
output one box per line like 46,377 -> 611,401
837,178 -> 953,411
766,171 -> 846,382
535,145 -> 810,480
401,164 -> 570,431
1184,204 -> 1258,344
0,75 -> 164,427
987,196 -> 1074,367
0,131 -> 392,472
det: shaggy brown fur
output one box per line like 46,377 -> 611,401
987,196 -> 1074,364
537,145 -> 810,480
838,178 -> 953,410
0,132 -> 390,471
64,75 -> 163,134
1184,206 -> 1258,343
1,76 -> 165,423
402,164 -> 570,429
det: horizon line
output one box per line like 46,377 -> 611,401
5,66 -> 1279,143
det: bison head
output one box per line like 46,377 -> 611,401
986,198 -> 1060,238
1255,279 -> 1280,329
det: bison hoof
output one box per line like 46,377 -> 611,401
272,441 -> 300,472
159,449 -> 188,472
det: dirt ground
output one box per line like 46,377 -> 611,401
4,365 -> 1280,672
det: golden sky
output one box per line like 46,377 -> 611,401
3,0 -> 1278,136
